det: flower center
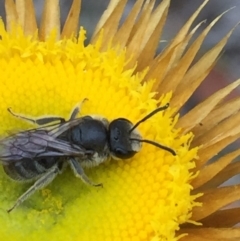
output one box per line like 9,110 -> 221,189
0,24 -> 198,241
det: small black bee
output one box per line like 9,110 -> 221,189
0,100 -> 176,212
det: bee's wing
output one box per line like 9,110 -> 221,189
0,129 -> 89,164
48,117 -> 85,138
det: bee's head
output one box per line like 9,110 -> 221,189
108,118 -> 142,159
108,103 -> 176,160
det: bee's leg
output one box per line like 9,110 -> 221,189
69,158 -> 102,187
7,108 -> 65,125
8,98 -> 88,124
69,98 -> 88,120
7,165 -> 60,213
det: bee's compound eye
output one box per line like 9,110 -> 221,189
113,129 -> 120,141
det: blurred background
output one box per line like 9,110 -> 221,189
0,0 -> 239,157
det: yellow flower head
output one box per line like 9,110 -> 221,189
0,0 -> 240,241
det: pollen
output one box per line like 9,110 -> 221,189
0,22 -> 197,241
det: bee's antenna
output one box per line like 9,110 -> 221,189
130,138 -> 176,156
129,103 -> 169,133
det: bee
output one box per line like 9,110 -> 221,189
0,100 -> 176,212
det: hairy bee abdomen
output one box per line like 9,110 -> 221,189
3,157 -> 58,182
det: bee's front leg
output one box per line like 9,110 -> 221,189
69,98 -> 88,120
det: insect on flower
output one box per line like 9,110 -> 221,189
0,99 -> 176,212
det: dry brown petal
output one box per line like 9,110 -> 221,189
196,133 -> 240,168
91,0 -> 128,45
133,0 -> 170,71
122,0 -> 157,68
192,97 -> 240,137
149,0 -> 209,93
127,0 -> 155,43
146,41 -> 182,90
111,0 -> 144,49
5,0 -> 18,30
196,161 -> 240,192
91,0 -> 123,39
23,0 -> 37,36
15,0 -> 24,27
176,79 -> 240,133
171,31 -> 235,113
149,21 -> 204,92
157,10 -> 230,97
179,228 -> 240,241
61,0 -> 81,39
200,208 -> 240,228
39,0 -> 60,40
159,0 -> 209,61
191,149 -> 240,189
192,111 -> 240,148
5,0 -> 42,36
192,185 -> 240,221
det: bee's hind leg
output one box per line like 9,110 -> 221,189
7,165 -> 60,213
7,98 -> 88,125
69,158 -> 102,187
7,108 -> 66,125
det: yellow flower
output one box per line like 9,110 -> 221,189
0,0 -> 239,240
